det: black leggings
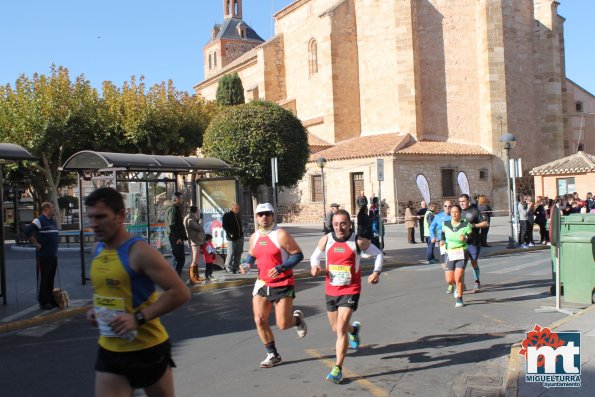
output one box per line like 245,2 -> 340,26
537,222 -> 549,243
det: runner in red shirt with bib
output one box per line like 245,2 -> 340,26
310,209 -> 384,384
241,203 -> 307,368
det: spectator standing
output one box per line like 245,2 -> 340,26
518,195 -> 534,247
369,197 -> 383,249
423,202 -> 437,264
417,201 -> 428,243
586,192 -> 595,212
222,203 -> 244,274
184,206 -> 205,283
356,205 -> 372,240
25,202 -> 60,310
323,203 -> 340,234
404,201 -> 417,244
165,192 -> 187,276
356,191 -> 368,213
477,195 -> 492,247
534,197 -> 549,245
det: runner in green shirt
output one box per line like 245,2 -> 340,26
440,205 -> 472,308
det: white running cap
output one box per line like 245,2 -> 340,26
255,203 -> 274,214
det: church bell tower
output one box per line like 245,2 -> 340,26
224,0 -> 243,20
202,0 -> 263,79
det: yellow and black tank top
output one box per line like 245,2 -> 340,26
91,237 -> 168,352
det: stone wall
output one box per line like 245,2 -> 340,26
565,80 -> 595,153
275,0 -> 337,145
354,0 -> 401,135
532,0 -> 566,162
223,40 -> 259,65
329,0 -> 361,142
262,34 -> 286,103
416,0 -> 481,142
276,154 -> 495,223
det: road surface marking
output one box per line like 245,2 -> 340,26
306,348 -> 388,397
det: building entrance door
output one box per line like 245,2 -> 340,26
351,172 -> 364,215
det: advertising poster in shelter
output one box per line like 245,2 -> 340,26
197,178 -> 238,251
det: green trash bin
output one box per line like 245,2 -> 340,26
551,213 -> 595,294
559,231 -> 595,305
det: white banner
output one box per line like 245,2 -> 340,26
457,171 -> 470,196
416,174 -> 431,203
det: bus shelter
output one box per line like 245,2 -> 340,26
61,150 -> 236,285
0,143 -> 38,304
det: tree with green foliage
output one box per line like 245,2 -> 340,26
202,101 -> 309,199
0,66 -> 215,224
99,77 -> 216,155
0,65 -> 102,223
215,73 -> 245,106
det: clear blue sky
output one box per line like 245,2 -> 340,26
0,0 -> 592,95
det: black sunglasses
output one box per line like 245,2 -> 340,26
257,211 -> 272,217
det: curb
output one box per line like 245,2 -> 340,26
10,245 -> 93,253
504,304 -> 595,396
484,244 -> 548,257
0,305 -> 90,334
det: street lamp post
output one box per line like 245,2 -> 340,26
500,132 -> 517,249
316,157 -> 327,218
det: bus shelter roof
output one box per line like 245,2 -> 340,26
61,150 -> 231,173
0,143 -> 38,161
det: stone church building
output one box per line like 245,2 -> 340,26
195,0 -> 595,222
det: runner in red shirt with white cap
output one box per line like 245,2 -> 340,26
241,203 -> 307,368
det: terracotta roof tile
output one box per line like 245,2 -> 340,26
309,133 -> 413,161
530,151 -> 595,175
396,140 -> 491,156
308,132 -> 332,148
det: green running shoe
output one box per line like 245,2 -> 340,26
326,365 -> 343,384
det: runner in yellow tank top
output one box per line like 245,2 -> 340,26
85,188 -> 189,397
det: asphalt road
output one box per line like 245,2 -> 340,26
0,249 -> 571,397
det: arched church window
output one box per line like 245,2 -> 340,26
214,51 -> 218,67
209,54 -> 212,70
234,0 -> 239,15
308,39 -> 318,76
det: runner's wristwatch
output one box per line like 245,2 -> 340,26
134,310 -> 146,326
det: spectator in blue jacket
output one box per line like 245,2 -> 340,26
25,202 -> 60,310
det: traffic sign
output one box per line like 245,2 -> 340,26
377,158 -> 384,181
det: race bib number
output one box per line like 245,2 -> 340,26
94,294 -> 126,338
328,264 -> 352,287
447,248 -> 465,261
252,278 -> 266,296
439,245 -> 446,255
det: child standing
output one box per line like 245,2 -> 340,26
201,234 -> 217,281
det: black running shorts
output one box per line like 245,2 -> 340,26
256,285 -> 296,303
95,340 -> 175,389
326,294 -> 360,312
